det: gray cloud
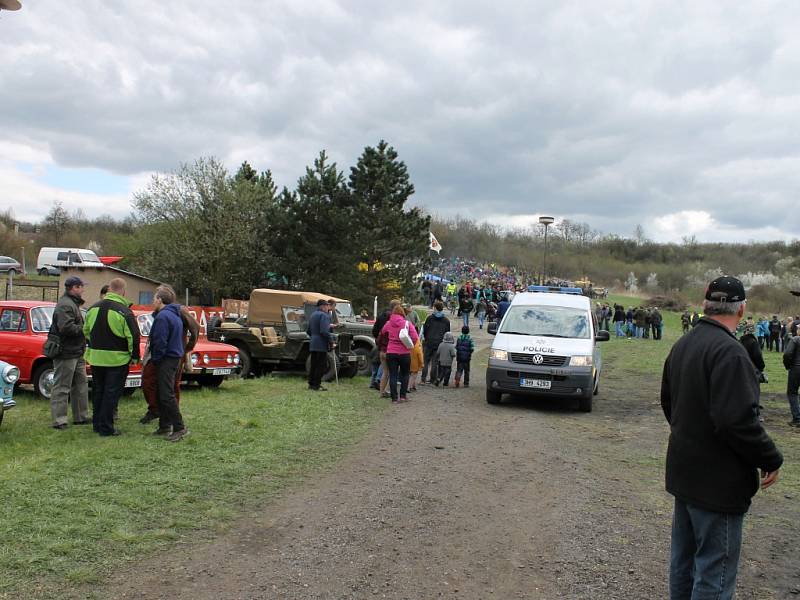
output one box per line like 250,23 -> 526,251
1,1 -> 800,241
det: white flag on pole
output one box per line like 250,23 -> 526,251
429,231 -> 442,253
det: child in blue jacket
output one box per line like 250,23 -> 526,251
454,326 -> 475,388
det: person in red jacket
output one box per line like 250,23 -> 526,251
380,305 -> 419,403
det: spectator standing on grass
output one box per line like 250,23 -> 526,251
756,316 -> 769,349
651,308 -> 663,340
421,301 -> 450,384
84,278 -> 140,437
140,287 -> 199,425
661,276 -> 783,599
148,286 -> 189,442
782,331 -> 800,427
781,317 -> 794,353
690,311 -> 700,328
49,276 -> 91,430
307,299 -> 333,392
740,331 -> 766,421
381,304 -> 418,403
613,304 -> 626,337
768,315 -> 782,351
680,310 -> 690,334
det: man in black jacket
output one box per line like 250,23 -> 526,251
782,333 -> 800,426
768,315 -> 782,351
661,276 -> 783,599
421,301 -> 450,384
50,276 -> 90,429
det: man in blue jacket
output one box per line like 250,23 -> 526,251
149,286 -> 188,441
307,299 -> 333,391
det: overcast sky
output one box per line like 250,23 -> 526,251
1,1 -> 799,243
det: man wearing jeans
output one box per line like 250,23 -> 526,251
661,276 -> 783,599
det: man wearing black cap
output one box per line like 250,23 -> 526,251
307,299 -> 333,391
661,276 -> 783,599
49,276 -> 91,429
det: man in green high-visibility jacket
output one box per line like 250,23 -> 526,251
84,277 -> 140,436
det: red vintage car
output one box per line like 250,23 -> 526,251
0,300 -> 240,399
133,310 -> 240,386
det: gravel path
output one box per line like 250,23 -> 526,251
93,325 -> 797,600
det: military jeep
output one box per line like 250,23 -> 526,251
207,289 -> 366,380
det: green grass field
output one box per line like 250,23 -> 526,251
0,376 -> 385,598
599,293 -> 799,495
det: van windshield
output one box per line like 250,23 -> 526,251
79,251 -> 100,263
499,305 -> 590,339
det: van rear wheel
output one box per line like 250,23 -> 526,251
486,389 -> 502,405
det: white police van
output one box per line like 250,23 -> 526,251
485,286 -> 609,412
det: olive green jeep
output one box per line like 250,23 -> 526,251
208,289 -> 368,380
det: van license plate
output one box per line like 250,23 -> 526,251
125,377 -> 142,388
520,378 -> 551,389
212,368 -> 232,375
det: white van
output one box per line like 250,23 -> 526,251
485,286 -> 609,412
37,247 -> 104,275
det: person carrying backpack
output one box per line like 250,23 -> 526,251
454,326 -> 475,388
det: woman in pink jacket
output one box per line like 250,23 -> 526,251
381,305 -> 419,403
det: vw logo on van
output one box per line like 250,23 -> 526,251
532,354 -> 544,365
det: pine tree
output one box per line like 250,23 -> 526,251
348,140 -> 430,305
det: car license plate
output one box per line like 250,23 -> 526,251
212,368 -> 232,375
125,377 -> 142,388
520,378 -> 551,389
347,356 -> 358,362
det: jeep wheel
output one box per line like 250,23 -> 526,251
486,389 -> 502,405
234,347 -> 252,378
39,268 -> 49,277
353,347 -> 371,377
33,362 -> 55,400
305,352 -> 338,382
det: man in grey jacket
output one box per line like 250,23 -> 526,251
50,276 -> 90,429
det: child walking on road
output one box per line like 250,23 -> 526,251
455,326 -> 475,388
409,338 -> 423,392
435,332 -> 457,386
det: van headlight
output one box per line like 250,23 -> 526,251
570,355 -> 593,367
2,364 -> 19,384
489,349 -> 508,361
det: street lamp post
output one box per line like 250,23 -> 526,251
539,216 -> 554,285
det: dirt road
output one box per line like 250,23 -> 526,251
94,325 -> 797,600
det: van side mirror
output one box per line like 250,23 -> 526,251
595,330 -> 610,342
487,322 -> 498,335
